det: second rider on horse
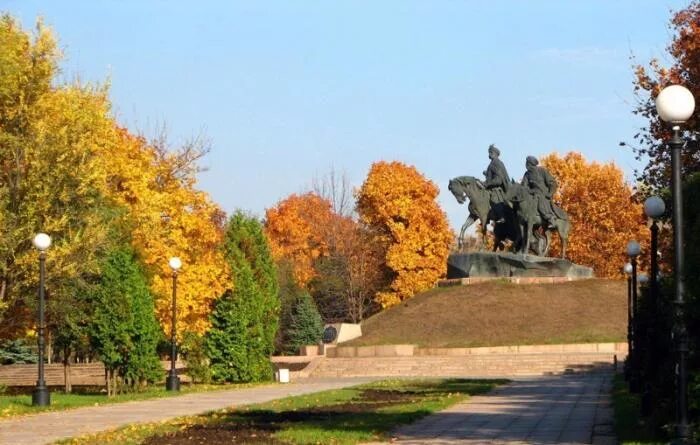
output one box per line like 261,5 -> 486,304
521,156 -> 558,229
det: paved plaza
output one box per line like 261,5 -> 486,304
374,370 -> 615,444
0,371 -> 616,445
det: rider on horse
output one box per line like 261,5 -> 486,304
482,144 -> 510,225
521,156 -> 558,229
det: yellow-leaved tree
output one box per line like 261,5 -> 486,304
1,15 -> 230,340
541,152 -> 648,277
356,161 -> 452,308
98,129 -> 231,336
0,17 -> 114,336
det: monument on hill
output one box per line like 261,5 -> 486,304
447,146 -> 593,279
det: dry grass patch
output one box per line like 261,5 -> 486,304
349,279 -> 626,347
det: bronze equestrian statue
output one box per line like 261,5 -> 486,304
449,148 -> 569,258
506,156 -> 570,258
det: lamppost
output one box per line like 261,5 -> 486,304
32,233 -> 51,407
655,84 -> 695,442
624,262 -> 633,381
165,257 -> 182,391
627,240 -> 641,393
642,196 -> 665,416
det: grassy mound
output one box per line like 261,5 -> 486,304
348,279 -> 626,348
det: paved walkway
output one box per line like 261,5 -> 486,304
0,377 -> 375,445
375,371 -> 616,444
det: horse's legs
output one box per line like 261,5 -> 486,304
543,229 -> 552,257
459,214 -> 476,250
522,222 -> 532,255
480,224 -> 488,251
558,220 -> 569,259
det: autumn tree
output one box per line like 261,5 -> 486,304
264,193 -> 334,287
97,129 -> 230,337
356,161 -> 452,308
541,152 -> 648,277
0,17 -> 114,336
0,15 -> 230,341
631,1 -> 700,191
631,3 -> 700,430
308,217 -> 385,322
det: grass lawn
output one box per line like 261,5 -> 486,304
611,374 -> 667,444
0,382 -> 264,419
57,378 -> 506,445
349,279 -> 627,347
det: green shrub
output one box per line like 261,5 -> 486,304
180,332 -> 211,384
0,339 -> 36,364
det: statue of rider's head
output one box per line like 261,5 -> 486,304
525,155 -> 538,172
488,144 -> 500,160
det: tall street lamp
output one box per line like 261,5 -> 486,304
642,196 -> 665,415
32,233 -> 51,407
627,240 -> 641,393
624,262 -> 633,381
165,257 -> 182,391
656,84 -> 695,441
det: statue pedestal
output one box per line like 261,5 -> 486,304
447,252 -> 593,280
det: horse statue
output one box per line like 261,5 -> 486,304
448,176 -> 521,252
505,182 -> 570,258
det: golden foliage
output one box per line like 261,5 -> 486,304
99,130 -> 231,336
264,193 -> 333,287
1,16 -> 230,336
356,161 -> 451,307
541,152 -> 648,278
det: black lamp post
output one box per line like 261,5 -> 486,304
165,256 -> 182,391
655,84 -> 695,442
626,240 -> 641,393
32,233 -> 51,407
623,262 -> 633,381
642,196 -> 665,416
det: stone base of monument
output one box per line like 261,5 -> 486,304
443,252 -> 593,285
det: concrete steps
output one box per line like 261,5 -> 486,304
309,352 -> 620,378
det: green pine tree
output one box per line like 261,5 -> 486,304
205,211 -> 279,382
283,292 -> 324,355
90,247 -> 162,392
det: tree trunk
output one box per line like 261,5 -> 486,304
46,330 -> 52,364
63,346 -> 72,393
105,368 -> 112,397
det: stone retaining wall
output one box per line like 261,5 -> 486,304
309,353 -> 620,378
325,342 -> 627,358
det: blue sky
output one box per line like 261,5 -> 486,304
6,1 -> 689,230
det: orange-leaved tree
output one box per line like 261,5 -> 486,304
541,152 -> 648,277
356,161 -> 451,308
264,193 -> 334,287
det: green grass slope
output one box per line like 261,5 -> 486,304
348,279 -> 627,348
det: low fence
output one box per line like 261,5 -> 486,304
0,361 -> 188,387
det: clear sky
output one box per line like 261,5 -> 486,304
5,1 -> 689,230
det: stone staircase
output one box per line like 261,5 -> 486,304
308,352 -> 620,378
288,343 -> 628,379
